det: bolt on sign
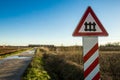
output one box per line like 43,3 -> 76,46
72,6 -> 108,80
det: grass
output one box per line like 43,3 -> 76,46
22,48 -> 51,80
100,53 -> 120,80
22,46 -> 120,80
43,53 -> 84,80
44,46 -> 120,80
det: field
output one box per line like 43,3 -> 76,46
23,45 -> 120,80
0,46 -> 29,58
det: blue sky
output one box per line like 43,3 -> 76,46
0,0 -> 120,46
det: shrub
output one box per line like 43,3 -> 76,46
43,53 -> 84,80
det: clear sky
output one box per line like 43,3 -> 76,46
0,0 -> 120,46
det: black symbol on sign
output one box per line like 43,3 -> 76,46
84,22 -> 96,31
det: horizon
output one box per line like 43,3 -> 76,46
0,0 -> 120,46
1,41 -> 120,46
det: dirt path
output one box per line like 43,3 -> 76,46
0,49 -> 35,80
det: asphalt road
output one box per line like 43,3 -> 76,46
0,49 -> 35,80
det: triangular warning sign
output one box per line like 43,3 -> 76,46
73,6 -> 108,36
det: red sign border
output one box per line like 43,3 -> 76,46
73,6 -> 108,36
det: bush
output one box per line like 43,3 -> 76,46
43,53 -> 84,80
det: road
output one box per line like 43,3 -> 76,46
0,49 -> 35,80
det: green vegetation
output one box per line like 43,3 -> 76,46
22,48 -> 51,80
22,45 -> 120,80
104,42 -> 120,47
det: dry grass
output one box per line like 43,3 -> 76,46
0,47 -> 30,59
22,46 -> 120,80
100,52 -> 120,80
43,53 -> 84,80
0,46 -> 29,55
43,46 -> 120,80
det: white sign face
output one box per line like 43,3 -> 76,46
79,13 -> 102,33
72,6 -> 108,36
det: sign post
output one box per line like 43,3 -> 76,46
72,6 -> 108,80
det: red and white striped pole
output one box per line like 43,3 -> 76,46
72,6 -> 108,80
83,36 -> 100,80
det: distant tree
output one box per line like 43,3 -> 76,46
105,42 -> 120,47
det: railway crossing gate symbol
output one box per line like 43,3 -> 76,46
72,6 -> 108,80
84,22 -> 96,31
